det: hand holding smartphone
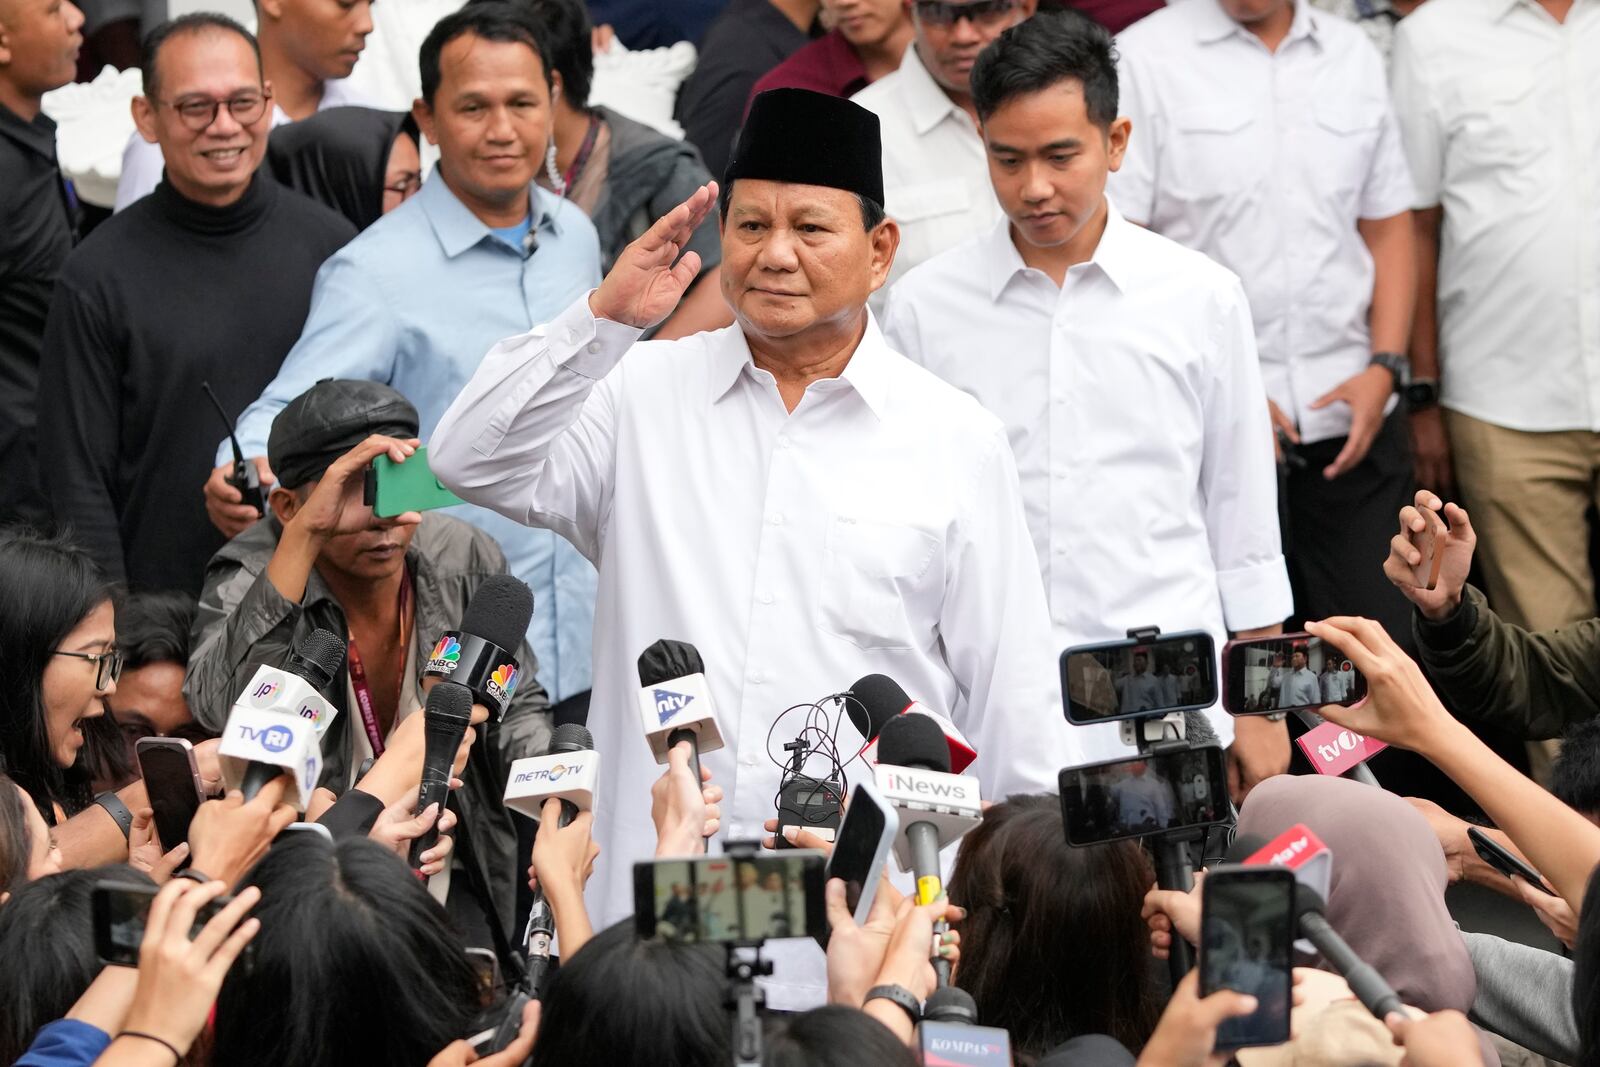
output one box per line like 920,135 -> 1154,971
136,737 -> 205,852
1410,507 -> 1448,592
825,779 -> 899,924
1467,827 -> 1556,896
1221,633 -> 1367,716
1199,866 -> 1295,1050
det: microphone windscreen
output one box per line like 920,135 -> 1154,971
460,576 -> 535,653
636,639 -> 707,686
425,679 -> 475,724
1225,832 -> 1270,864
549,722 -> 595,753
847,673 -> 911,740
877,712 -> 950,773
290,628 -> 346,691
1183,708 -> 1219,748
924,985 -> 979,1024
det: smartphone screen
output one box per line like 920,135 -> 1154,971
826,785 -> 892,916
1200,867 -> 1295,1049
634,852 -> 827,944
136,738 -> 203,851
1057,746 -> 1229,846
1222,634 -> 1367,716
92,882 -> 229,967
1060,632 -> 1217,725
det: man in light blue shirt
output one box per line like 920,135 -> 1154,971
203,5 -> 603,704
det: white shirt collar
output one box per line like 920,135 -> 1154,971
983,197 -> 1138,300
898,44 -> 967,137
708,313 -> 893,420
1194,0 -> 1323,46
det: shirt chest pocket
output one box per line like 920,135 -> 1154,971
887,178 -> 975,256
1450,69 -> 1547,167
1310,96 -> 1383,199
1164,105 -> 1258,202
820,515 -> 941,652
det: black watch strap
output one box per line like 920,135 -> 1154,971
175,868 -> 211,885
865,984 -> 923,1023
93,791 -> 134,841
1369,352 -> 1409,390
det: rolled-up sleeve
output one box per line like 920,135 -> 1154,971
428,294 -> 641,563
1202,276 -> 1294,631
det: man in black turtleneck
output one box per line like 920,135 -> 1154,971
38,12 -> 354,594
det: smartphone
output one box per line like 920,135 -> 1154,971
464,947 -> 501,1008
1060,631 -> 1217,725
1221,633 -> 1367,716
825,778 -> 899,924
1412,508 -> 1447,591
135,737 -> 203,852
1199,865 -> 1295,1050
363,447 -> 462,519
634,852 -> 828,944
92,881 -> 230,967
1057,745 -> 1229,846
1467,827 -> 1555,895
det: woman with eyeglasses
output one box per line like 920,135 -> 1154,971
266,107 -> 425,231
0,527 -> 152,868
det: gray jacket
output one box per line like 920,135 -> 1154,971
1464,931 -> 1578,1064
185,513 -> 552,944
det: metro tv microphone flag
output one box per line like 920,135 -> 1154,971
218,628 -> 344,811
637,639 -> 725,788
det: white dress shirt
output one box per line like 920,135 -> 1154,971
428,295 -> 1077,1007
883,206 -> 1293,762
113,77 -> 369,212
1390,0 -> 1600,432
851,46 -> 1002,298
1111,0 -> 1415,445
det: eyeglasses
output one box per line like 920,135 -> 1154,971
52,648 -> 124,691
912,0 -> 1021,26
384,172 -> 423,198
152,90 -> 271,132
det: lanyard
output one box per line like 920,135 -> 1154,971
562,114 -> 602,194
347,568 -> 412,758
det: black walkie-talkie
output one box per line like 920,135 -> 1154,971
202,381 -> 265,515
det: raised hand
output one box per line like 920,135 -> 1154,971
590,183 -> 718,330
1303,616 -> 1459,754
1381,491 -> 1477,621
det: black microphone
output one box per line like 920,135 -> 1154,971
421,575 -> 534,723
408,683 -> 474,870
1223,834 -> 1405,1021
239,628 -> 344,800
876,713 -> 963,987
523,720 -> 596,999
850,673 -> 978,773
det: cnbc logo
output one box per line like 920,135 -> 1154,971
425,635 -> 462,675
487,663 -> 518,704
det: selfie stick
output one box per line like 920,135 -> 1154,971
1121,626 -> 1205,986
722,840 -> 773,1067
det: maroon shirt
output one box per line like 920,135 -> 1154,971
1041,0 -> 1165,34
747,30 -> 869,113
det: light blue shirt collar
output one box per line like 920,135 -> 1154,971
417,171 -> 569,260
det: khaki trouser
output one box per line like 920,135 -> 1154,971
1446,410 -> 1600,778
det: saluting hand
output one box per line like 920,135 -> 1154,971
590,182 -> 718,330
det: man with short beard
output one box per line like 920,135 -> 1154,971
37,14 -> 354,594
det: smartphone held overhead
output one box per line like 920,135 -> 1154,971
634,852 -> 828,944
1221,633 -> 1366,716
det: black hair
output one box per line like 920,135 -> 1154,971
947,795 -> 1162,1059
420,3 -> 554,106
764,1006 -> 920,1067
0,865 -> 155,1063
530,919 -> 730,1066
1575,864 -> 1600,1067
113,590 -> 196,670
717,182 -> 887,231
0,774 -> 31,900
0,526 -> 114,823
969,9 -> 1119,128
213,835 -> 480,1067
1554,718 -> 1600,820
141,12 -> 263,98
498,0 -> 593,108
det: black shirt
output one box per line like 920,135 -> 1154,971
37,172 -> 355,594
0,104 -> 75,524
673,0 -> 818,179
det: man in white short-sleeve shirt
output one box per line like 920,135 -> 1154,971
1111,0 -> 1418,643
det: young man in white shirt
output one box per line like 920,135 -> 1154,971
429,87 -> 1075,1007
883,11 -> 1292,796
851,0 -> 1034,295
1390,0 -> 1600,639
116,0 -> 375,210
1111,0 -> 1418,644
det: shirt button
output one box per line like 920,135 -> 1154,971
742,755 -> 759,767
776,435 -> 791,449
759,591 -> 775,605
564,328 -> 579,344
769,512 -> 785,526
587,341 -> 601,354
750,671 -> 766,684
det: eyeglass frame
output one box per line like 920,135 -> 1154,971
148,88 -> 273,132
52,648 -> 125,691
911,0 -> 1022,26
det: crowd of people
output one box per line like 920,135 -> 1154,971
1,0 -> 1597,1062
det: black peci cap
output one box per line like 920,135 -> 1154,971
725,88 -> 885,206
268,378 -> 420,491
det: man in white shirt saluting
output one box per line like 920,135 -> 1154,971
882,12 -> 1292,799
428,87 -> 1076,1007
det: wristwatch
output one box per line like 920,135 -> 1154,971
1368,352 -> 1410,391
93,791 -> 134,841
865,984 -> 923,1024
1405,377 -> 1440,411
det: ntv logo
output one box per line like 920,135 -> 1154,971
654,688 -> 694,725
